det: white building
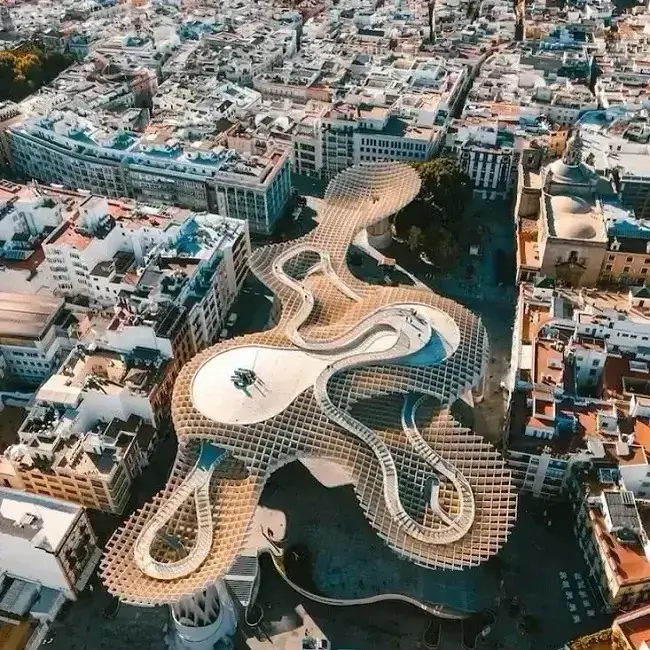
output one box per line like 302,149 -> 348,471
42,195 -> 179,303
9,114 -> 292,235
0,488 -> 100,647
506,284 -> 650,499
0,292 -> 72,386
0,183 -> 62,262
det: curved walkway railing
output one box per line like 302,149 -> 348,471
134,442 -> 223,580
313,334 -> 477,545
260,549 -> 470,620
274,244 -> 361,301
271,239 -> 478,546
402,394 -> 475,537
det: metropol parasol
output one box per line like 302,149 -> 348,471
100,161 -> 517,643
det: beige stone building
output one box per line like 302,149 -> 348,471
600,238 -> 650,286
2,344 -> 172,514
515,131 -> 608,286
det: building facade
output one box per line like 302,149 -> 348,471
0,293 -> 72,386
0,488 -> 101,649
9,120 -> 292,235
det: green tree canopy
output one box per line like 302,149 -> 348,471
394,157 -> 472,272
417,156 -> 471,217
0,44 -> 73,102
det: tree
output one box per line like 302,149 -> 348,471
0,44 -> 73,102
417,156 -> 471,218
394,157 -> 471,272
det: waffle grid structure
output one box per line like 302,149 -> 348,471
101,162 -> 517,606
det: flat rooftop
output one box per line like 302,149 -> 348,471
37,346 -> 170,407
0,292 -> 63,339
0,487 -> 80,552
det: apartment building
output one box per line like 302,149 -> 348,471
0,210 -> 250,512
0,182 -> 63,265
506,278 -> 650,608
0,293 -> 72,386
8,113 -> 292,235
569,468 -> 650,611
612,605 -> 650,650
581,123 -> 650,222
42,194 -> 182,302
0,489 -> 100,649
600,234 -> 650,287
446,116 -> 523,200
111,212 -> 251,362
507,280 -> 650,494
2,341 -> 173,513
0,102 -> 21,170
33,188 -> 250,353
446,46 -> 599,200
292,101 -> 447,179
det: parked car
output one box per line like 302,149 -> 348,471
227,313 -> 238,327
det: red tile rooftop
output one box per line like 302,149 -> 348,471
590,507 -> 650,586
522,303 -> 551,344
536,399 -> 555,417
633,418 -> 650,454
517,231 -> 541,272
616,605 -> 650,649
0,244 -> 45,274
0,179 -> 23,202
512,398 -> 650,460
534,339 -> 564,385
604,356 -> 650,400
47,221 -> 93,251
601,441 -> 647,467
572,335 -> 606,351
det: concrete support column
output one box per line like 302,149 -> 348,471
169,581 -> 237,650
366,218 -> 392,250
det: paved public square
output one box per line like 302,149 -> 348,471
248,463 -> 611,650
384,196 -> 518,449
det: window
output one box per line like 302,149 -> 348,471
643,268 -> 648,275
623,266 -> 631,273
605,264 -> 613,271
592,359 -> 600,366
608,255 -> 615,261
627,257 -> 634,263
589,368 -> 597,376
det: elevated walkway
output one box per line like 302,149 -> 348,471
134,442 -> 225,580
272,237 -> 477,546
402,394 -> 475,539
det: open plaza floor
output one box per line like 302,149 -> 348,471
247,463 -> 611,650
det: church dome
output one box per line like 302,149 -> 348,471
555,220 -> 598,240
544,128 -> 593,186
549,194 -> 600,240
547,158 -> 591,185
551,195 -> 592,215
